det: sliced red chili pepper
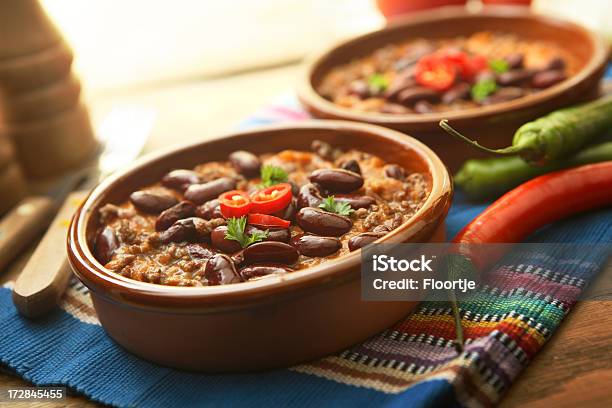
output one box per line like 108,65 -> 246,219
219,190 -> 251,218
414,54 -> 457,91
248,213 -> 291,228
433,50 -> 489,82
250,183 -> 292,214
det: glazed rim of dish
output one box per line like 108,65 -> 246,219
68,121 -> 451,308
298,6 -> 609,125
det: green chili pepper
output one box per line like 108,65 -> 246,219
440,95 -> 612,165
455,141 -> 612,200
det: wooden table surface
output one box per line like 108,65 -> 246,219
1,63 -> 611,407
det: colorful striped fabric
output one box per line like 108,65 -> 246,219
0,95 -> 611,407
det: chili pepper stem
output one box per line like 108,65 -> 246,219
448,288 -> 464,353
439,120 -> 521,156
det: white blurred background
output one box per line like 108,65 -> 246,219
40,0 -> 385,94
40,0 -> 610,96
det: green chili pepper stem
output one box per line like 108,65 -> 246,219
444,254 -> 477,353
439,120 -> 524,156
449,289 -> 464,353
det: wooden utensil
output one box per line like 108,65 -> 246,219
0,196 -> 53,272
13,192 -> 85,318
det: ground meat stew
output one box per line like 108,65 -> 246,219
94,141 -> 430,287
318,31 -> 577,114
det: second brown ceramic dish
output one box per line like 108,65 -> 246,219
68,121 -> 452,372
298,6 -> 609,170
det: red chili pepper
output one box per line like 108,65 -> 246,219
219,190 -> 251,218
414,54 -> 457,91
250,183 -> 292,214
437,50 -> 488,82
248,213 -> 291,229
453,162 -> 612,271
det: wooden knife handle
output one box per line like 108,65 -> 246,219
13,191 -> 87,318
0,196 -> 54,273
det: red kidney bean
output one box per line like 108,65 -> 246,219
229,150 -> 261,178
289,181 -> 299,196
310,168 -> 363,193
297,183 -> 323,209
504,53 -> 524,70
393,57 -> 418,72
155,200 -> 196,231
296,207 -> 352,237
243,241 -> 299,265
384,76 -> 417,100
205,254 -> 242,285
372,225 -> 391,233
211,225 -> 242,253
184,177 -> 236,204
231,250 -> 245,266
531,70 -> 566,89
272,197 -> 296,221
348,80 -> 370,99
380,103 -> 409,114
130,191 -> 178,214
246,225 -> 290,243
161,169 -> 201,191
482,87 -> 525,105
497,69 -> 534,86
442,83 -> 470,104
397,87 -> 440,106
239,263 -> 293,281
186,243 -> 216,259
414,100 -> 434,114
160,217 -> 212,243
544,56 -> 565,71
195,199 -> 222,220
94,226 -> 119,264
348,232 -> 386,251
385,164 -> 406,180
290,234 -> 341,257
341,159 -> 361,175
334,194 -> 375,210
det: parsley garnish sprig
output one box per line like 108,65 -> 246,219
260,165 -> 288,188
489,59 -> 509,74
471,78 -> 497,102
367,73 -> 389,94
225,216 -> 268,248
319,196 -> 354,217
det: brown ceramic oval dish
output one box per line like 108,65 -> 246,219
68,121 -> 452,372
298,6 -> 609,170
